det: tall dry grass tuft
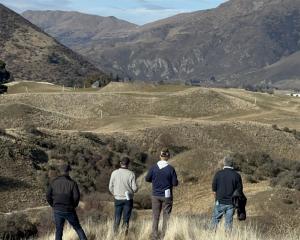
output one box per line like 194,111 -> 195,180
39,217 -> 299,240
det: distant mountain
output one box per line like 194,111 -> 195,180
23,0 -> 300,88
23,10 -> 138,51
0,4 -> 110,87
243,51 -> 300,89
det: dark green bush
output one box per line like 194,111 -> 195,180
245,175 -> 259,183
293,131 -> 300,140
134,193 -> 152,210
23,124 -> 43,135
79,132 -> 106,145
283,127 -> 291,133
0,128 -> 6,135
233,152 -> 300,191
0,214 -> 37,240
181,171 -> 199,183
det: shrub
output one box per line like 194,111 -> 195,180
272,124 -> 279,130
181,171 -> 199,183
293,131 -> 300,141
233,152 -> 300,191
282,199 -> 293,205
79,132 -> 106,145
0,128 -> 6,135
0,214 -> 38,240
134,193 -> 152,210
23,124 -> 43,135
245,175 -> 259,183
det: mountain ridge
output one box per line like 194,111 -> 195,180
0,4 -> 110,87
22,0 -> 300,88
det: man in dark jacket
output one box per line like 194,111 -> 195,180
211,156 -> 243,231
46,164 -> 87,240
145,148 -> 179,240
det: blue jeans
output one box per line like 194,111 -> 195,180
211,201 -> 235,231
114,199 -> 133,233
54,210 -> 87,240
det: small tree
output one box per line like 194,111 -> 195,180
0,60 -> 11,94
84,74 -> 112,88
0,60 -> 6,69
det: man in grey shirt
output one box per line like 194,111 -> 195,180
109,157 -> 138,234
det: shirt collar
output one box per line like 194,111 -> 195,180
223,166 -> 234,170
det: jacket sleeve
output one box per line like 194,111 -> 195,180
172,168 -> 179,187
145,167 -> 153,183
109,172 -> 115,195
212,173 -> 218,192
46,184 -> 53,207
237,174 -> 243,192
131,173 -> 138,193
73,182 -> 80,208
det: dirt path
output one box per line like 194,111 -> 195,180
0,206 -> 49,216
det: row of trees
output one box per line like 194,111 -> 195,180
243,84 -> 275,94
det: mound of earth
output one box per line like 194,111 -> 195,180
0,103 -> 75,129
0,86 -> 257,122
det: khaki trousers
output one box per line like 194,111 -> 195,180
151,196 -> 173,239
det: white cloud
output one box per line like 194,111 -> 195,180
0,0 -> 226,24
0,0 -> 72,12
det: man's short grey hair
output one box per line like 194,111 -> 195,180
223,156 -> 234,167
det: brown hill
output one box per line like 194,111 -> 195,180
244,51 -> 300,89
0,4 -> 110,86
23,0 -> 300,88
22,10 -> 138,51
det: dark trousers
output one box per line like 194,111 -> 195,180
151,196 -> 173,240
54,210 -> 87,240
114,199 -> 134,233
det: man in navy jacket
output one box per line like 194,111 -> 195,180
145,148 -> 179,240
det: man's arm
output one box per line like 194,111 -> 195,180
131,173 -> 138,193
73,182 -> 80,208
46,184 -> 53,207
109,172 -> 115,195
145,167 -> 153,183
237,174 -> 243,192
212,173 -> 218,193
172,168 -> 179,187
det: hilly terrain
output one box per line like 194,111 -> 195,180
0,4 -> 110,86
22,10 -> 138,52
24,0 -> 300,88
0,82 -> 300,239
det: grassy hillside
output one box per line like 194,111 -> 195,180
1,82 -> 300,239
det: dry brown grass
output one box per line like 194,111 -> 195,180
39,217 -> 300,240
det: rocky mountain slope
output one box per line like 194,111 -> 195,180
0,4 -> 110,86
24,0 -> 300,88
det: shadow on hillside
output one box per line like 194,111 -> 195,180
0,176 -> 30,192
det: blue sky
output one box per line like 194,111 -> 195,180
0,0 -> 227,25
